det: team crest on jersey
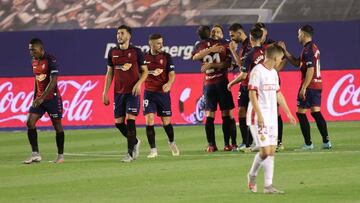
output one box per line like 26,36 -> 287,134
36,74 -> 47,81
260,134 -> 266,141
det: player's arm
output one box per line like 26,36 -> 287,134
102,66 -> 114,105
33,75 -> 57,108
201,59 -> 230,72
277,91 -> 296,125
249,90 -> 264,128
277,41 -> 300,67
133,64 -> 148,96
163,71 -> 175,93
33,79 -> 37,100
229,41 -> 242,67
299,67 -> 314,100
192,44 -> 224,61
227,72 -> 247,90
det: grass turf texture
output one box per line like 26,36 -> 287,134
0,121 -> 359,203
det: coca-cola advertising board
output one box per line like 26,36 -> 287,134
0,70 -> 359,128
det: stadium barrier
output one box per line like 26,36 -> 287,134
0,70 -> 359,128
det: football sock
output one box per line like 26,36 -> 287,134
126,119 -> 137,156
239,117 -> 247,145
163,124 -> 174,143
27,128 -> 39,152
222,116 -> 231,146
311,112 -> 330,143
264,155 -> 274,187
249,152 -> 264,177
115,123 -> 127,138
230,118 -> 237,145
146,125 -> 156,148
56,131 -> 65,154
278,115 -> 283,145
247,129 -> 253,148
296,113 -> 312,145
205,117 -> 216,146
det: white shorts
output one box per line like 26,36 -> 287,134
249,125 -> 278,147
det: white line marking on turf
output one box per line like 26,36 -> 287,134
64,150 -> 360,158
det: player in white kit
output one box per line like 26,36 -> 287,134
246,44 -> 296,194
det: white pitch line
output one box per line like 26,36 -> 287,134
64,150 -> 360,158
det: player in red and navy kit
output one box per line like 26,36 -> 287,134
192,25 -> 236,152
23,38 -> 65,164
279,25 -> 331,150
228,26 -> 265,152
210,24 -> 238,151
143,33 -> 179,158
102,25 -> 149,162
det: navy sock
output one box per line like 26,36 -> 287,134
115,123 -> 127,138
311,112 -> 329,143
56,131 -> 65,154
126,119 -> 137,156
278,115 -> 283,145
163,124 -> 174,143
205,117 -> 216,146
296,113 -> 312,145
230,118 -> 237,145
222,116 -> 231,146
27,128 -> 39,152
239,117 -> 247,145
146,125 -> 156,148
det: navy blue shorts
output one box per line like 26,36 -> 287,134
143,90 -> 172,117
238,85 -> 249,107
29,95 -> 63,119
204,80 -> 234,111
114,93 -> 140,118
297,88 -> 322,109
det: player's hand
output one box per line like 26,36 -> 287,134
257,114 -> 264,128
32,97 -> 44,108
209,44 -> 224,53
229,41 -> 238,51
277,41 -> 286,51
132,82 -> 141,96
288,114 -> 297,126
201,63 -> 212,72
102,93 -> 110,105
299,88 -> 306,100
162,82 -> 172,93
227,82 -> 233,91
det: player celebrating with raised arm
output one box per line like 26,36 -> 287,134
246,45 -> 296,194
278,25 -> 331,150
23,38 -> 65,164
102,25 -> 148,163
143,33 -> 179,158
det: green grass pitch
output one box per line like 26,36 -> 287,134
0,121 -> 359,203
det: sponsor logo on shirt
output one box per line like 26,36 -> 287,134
36,74 -> 47,81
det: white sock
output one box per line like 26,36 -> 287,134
249,152 -> 265,177
264,155 -> 274,187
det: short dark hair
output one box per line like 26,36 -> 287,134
197,25 -> 210,40
228,23 -> 243,32
117,24 -> 132,35
212,24 -> 223,33
253,22 -> 266,29
250,27 -> 263,40
149,33 -> 163,41
300,24 -> 314,37
29,38 -> 43,46
265,44 -> 284,59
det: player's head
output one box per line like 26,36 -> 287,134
29,38 -> 44,59
253,22 -> 267,44
298,24 -> 313,44
265,44 -> 284,67
211,24 -> 224,40
228,23 -> 245,43
197,25 -> 211,40
117,25 -> 132,45
249,27 -> 263,45
149,33 -> 164,54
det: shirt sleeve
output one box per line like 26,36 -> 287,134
135,48 -> 146,73
166,53 -> 175,73
107,48 -> 114,67
248,68 -> 261,91
47,55 -> 59,76
303,47 -> 315,68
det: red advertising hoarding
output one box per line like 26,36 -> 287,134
0,70 -> 359,128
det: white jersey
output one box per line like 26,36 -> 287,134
246,63 -> 280,126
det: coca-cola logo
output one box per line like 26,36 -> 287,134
327,73 -> 360,116
0,80 -> 98,123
